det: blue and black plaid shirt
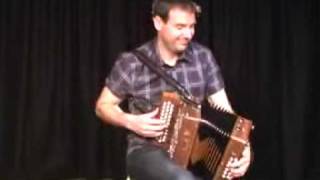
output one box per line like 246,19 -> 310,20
105,39 -> 225,150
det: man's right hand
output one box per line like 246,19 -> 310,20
125,108 -> 168,138
96,87 -> 167,138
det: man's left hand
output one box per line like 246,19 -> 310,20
226,144 -> 252,179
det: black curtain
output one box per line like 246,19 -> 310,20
0,0 -> 319,180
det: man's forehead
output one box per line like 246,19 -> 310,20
167,7 -> 196,23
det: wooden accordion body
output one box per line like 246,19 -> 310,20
153,91 -> 253,180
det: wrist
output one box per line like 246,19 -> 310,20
123,113 -> 134,131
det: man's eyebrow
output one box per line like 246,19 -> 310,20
174,22 -> 197,26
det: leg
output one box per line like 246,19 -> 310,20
127,144 -> 197,180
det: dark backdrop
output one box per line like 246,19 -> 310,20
0,0 -> 319,180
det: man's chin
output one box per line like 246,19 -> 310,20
176,45 -> 188,53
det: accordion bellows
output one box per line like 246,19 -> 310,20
152,91 -> 253,180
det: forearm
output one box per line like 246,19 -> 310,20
95,102 -> 131,129
95,87 -> 167,137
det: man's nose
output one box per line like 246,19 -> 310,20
182,28 -> 193,39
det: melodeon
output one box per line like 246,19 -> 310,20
153,91 -> 254,180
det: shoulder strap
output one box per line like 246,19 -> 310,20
132,49 -> 197,105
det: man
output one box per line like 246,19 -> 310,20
96,0 -> 251,179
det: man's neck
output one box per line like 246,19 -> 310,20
156,39 -> 179,67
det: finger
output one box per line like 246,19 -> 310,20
230,158 -> 250,171
228,158 -> 250,178
142,108 -> 159,118
226,157 -> 238,168
228,146 -> 251,168
230,163 -> 249,178
229,156 -> 250,168
135,119 -> 167,134
242,145 -> 251,157
143,123 -> 167,132
139,128 -> 165,138
143,117 -> 167,125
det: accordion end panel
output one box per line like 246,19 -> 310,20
190,114 -> 253,180
153,91 -> 202,168
213,116 -> 253,180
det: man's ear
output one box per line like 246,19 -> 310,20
153,16 -> 164,31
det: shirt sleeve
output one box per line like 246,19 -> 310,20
105,53 -> 133,99
204,50 -> 225,97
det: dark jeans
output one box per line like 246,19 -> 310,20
127,144 -> 199,180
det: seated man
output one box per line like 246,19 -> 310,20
96,0 -> 251,179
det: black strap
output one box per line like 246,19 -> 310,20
132,49 -> 197,105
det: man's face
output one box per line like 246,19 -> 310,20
156,7 -> 196,54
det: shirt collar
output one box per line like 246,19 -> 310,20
150,39 -> 194,67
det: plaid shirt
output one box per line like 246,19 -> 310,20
105,39 -> 225,150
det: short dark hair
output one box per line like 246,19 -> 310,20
152,0 -> 201,21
